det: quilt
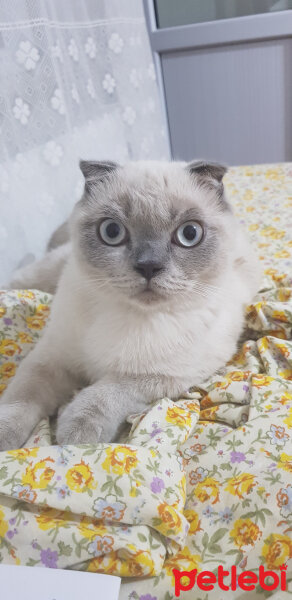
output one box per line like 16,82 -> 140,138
0,163 -> 291,599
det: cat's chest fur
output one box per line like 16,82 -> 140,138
79,294 -> 225,383
55,262 -> 245,388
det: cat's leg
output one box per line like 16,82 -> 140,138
0,338 -> 77,450
8,243 -> 71,294
47,220 -> 70,251
56,375 -> 183,444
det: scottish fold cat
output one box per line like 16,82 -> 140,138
0,160 -> 259,450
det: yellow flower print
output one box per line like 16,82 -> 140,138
36,507 -> 70,531
228,371 -> 249,382
18,332 -> 33,344
229,343 -> 251,366
230,518 -> 261,548
66,460 -> 96,492
165,546 -> 201,582
265,168 -> 282,180
22,457 -> 55,489
272,341 -> 290,358
225,473 -> 257,498
215,371 -> 249,391
280,392 -> 292,406
0,307 -> 6,318
87,552 -> 117,575
0,339 -> 21,357
200,406 -> 219,420
252,374 -> 275,388
258,337 -> 269,352
123,547 -> 155,577
278,368 -> 292,380
269,329 -> 287,340
17,291 -> 35,300
194,477 -> 220,504
88,548 -> 155,577
261,534 -> 292,569
284,407 -> 292,429
184,509 -> 201,534
166,405 -> 192,427
36,303 -> 50,316
278,288 -> 292,301
249,224 -> 259,231
272,310 -> 288,323
0,383 -> 7,395
102,446 -> 138,475
0,361 -> 16,379
214,378 -> 230,390
264,268 -> 286,283
0,508 -> 8,538
200,395 -> 213,408
26,304 -> 50,330
178,474 -> 186,501
156,503 -> 182,534
243,189 -> 254,200
274,250 -> 290,259
7,447 -> 39,460
260,227 -> 285,239
78,516 -> 107,539
182,400 -> 200,413
26,315 -> 46,330
246,300 -> 266,316
277,453 -> 292,473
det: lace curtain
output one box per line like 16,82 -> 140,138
0,0 -> 169,283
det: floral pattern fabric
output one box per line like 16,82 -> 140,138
0,163 -> 292,599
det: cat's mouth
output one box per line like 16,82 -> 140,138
132,282 -> 166,305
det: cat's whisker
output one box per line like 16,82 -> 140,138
188,282 -> 224,296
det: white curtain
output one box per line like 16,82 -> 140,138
0,0 -> 169,283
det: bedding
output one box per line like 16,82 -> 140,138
0,163 -> 291,598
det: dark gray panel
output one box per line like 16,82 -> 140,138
161,39 -> 292,165
150,11 -> 292,52
155,0 -> 292,29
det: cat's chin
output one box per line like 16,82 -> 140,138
130,287 -> 167,307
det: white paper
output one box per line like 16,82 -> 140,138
0,564 -> 121,600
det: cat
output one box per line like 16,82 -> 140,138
8,229 -> 70,295
0,159 -> 260,450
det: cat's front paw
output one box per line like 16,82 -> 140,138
0,405 -> 29,451
56,412 -> 104,445
55,384 -> 128,445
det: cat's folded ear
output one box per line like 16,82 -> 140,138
187,160 -> 227,183
79,160 -> 119,192
187,160 -> 229,207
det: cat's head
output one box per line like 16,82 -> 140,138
72,160 -> 234,308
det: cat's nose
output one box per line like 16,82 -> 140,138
134,261 -> 163,281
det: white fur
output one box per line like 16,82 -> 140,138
0,160 -> 260,449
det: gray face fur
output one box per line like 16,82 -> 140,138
72,160 -> 232,306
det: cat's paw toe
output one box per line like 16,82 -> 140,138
56,416 -> 103,445
0,421 -> 23,451
0,404 -> 32,451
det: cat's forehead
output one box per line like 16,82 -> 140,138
104,163 -> 213,225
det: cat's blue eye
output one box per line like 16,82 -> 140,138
99,218 -> 127,246
174,221 -> 204,247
